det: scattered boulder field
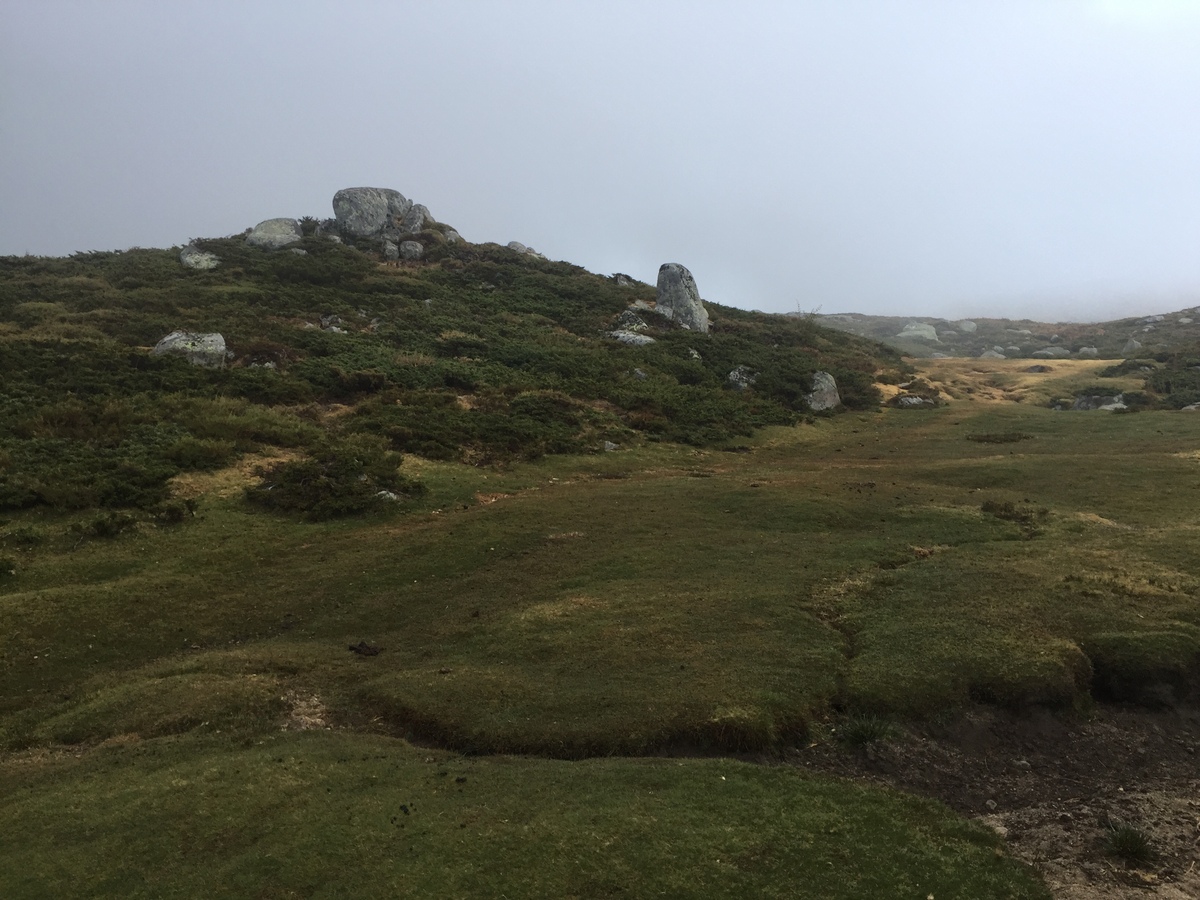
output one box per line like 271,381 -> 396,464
812,310 -> 1200,360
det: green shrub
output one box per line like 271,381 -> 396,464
246,435 -> 425,520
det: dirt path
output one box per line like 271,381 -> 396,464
794,705 -> 1200,899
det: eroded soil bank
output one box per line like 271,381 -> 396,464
795,704 -> 1200,899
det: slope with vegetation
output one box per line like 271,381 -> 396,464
3,212 -> 1198,897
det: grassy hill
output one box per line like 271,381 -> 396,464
2,222 -> 1198,897
0,234 -> 895,519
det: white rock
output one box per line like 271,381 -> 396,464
246,218 -> 302,249
152,331 -> 226,368
179,245 -> 219,270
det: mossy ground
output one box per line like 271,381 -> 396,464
3,367 -> 1198,896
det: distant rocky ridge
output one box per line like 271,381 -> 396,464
810,309 -> 1200,360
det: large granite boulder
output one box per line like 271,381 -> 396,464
979,349 -> 1006,359
656,263 -> 709,333
895,322 -> 939,342
246,218 -> 302,249
806,371 -> 841,411
179,245 -> 219,270
399,241 -> 423,260
1031,346 -> 1071,359
153,331 -> 226,368
955,320 -> 978,333
1122,338 -> 1143,356
333,188 -> 412,238
1077,346 -> 1099,358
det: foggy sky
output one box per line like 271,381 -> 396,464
4,0 -> 1200,321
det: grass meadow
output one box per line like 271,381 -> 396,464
3,367 -> 1198,896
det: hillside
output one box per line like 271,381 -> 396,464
0,193 -> 897,519
1,191 -> 1198,899
812,308 -> 1200,361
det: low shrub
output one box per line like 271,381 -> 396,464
246,434 -> 425,520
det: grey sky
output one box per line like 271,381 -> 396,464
4,1 -> 1200,321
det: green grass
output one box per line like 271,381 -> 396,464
2,232 -> 1198,895
0,731 -> 1047,900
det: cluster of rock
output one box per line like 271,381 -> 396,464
604,263 -> 839,410
178,187 -> 464,270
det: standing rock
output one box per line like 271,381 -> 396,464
333,187 -> 412,238
656,263 -> 709,333
400,241 -> 423,260
179,245 -> 220,270
383,241 -> 399,261
805,371 -> 841,411
1122,338 -> 1143,356
153,331 -> 227,368
246,218 -> 302,249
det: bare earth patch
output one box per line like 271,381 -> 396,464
283,691 -> 331,731
796,705 -> 1200,899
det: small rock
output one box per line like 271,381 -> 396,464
179,244 -> 220,270
895,395 -> 936,408
603,441 -> 619,452
375,490 -> 400,502
727,365 -> 757,390
1032,346 -> 1071,359
1013,758 -> 1031,771
805,371 -> 841,411
985,799 -> 998,811
615,309 -> 649,332
289,248 -> 307,256
980,350 -> 1006,360
349,641 -> 380,656
632,368 -> 648,380
246,218 -> 302,249
152,331 -> 227,369
610,330 -> 656,346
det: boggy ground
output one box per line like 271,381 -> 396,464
798,704 -> 1200,899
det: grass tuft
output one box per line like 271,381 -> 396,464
1102,820 -> 1156,865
